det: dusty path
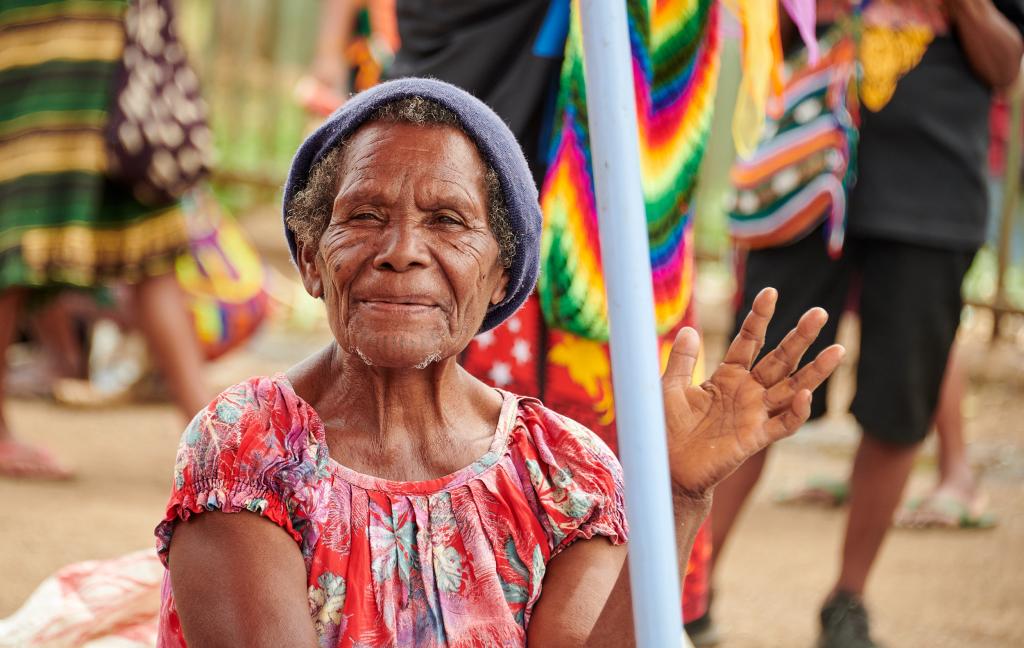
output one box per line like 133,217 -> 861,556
1,302 -> 1021,647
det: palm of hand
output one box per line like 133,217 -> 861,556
665,364 -> 774,498
660,289 -> 844,500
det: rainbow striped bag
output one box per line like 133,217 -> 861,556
539,0 -> 721,341
727,30 -> 858,257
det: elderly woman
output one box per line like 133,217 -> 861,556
155,78 -> 843,647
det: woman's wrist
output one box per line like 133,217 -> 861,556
671,485 -> 713,520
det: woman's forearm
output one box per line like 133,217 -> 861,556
311,0 -> 362,89
586,492 -> 713,647
948,0 -> 1024,88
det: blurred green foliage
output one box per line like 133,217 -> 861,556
693,36 -> 741,261
178,0 -> 323,202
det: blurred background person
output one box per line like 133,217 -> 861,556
0,0 -> 211,479
715,1 -> 1024,646
896,80 -> 1024,530
775,75 -> 1024,532
296,0 -> 399,116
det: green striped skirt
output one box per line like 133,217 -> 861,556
0,0 -> 188,291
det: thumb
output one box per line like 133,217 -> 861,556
663,327 -> 701,389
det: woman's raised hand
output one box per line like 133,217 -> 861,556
661,288 -> 845,499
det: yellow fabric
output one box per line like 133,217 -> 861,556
0,19 -> 123,71
859,24 -> 933,112
15,208 -> 187,285
0,0 -> 123,24
548,336 -> 616,426
0,130 -> 108,182
0,109 -> 106,139
546,331 -> 706,427
175,214 -> 266,304
723,0 -> 784,158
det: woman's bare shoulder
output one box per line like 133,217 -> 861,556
284,344 -> 337,405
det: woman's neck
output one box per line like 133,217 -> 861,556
288,343 -> 502,480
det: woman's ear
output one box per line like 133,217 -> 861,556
490,270 -> 510,306
296,240 -> 324,299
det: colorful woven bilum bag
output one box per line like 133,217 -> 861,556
176,192 -> 269,360
727,29 -> 858,257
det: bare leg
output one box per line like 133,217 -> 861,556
8,295 -> 93,398
0,288 -> 73,479
32,296 -> 86,379
132,272 -> 209,418
894,347 -> 990,528
834,434 -> 919,595
710,447 -> 770,570
0,289 -> 24,442
932,349 -> 975,499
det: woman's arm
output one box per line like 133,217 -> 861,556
310,0 -> 363,91
528,289 -> 843,646
168,512 -> 319,648
529,492 -> 710,648
947,0 -> 1024,88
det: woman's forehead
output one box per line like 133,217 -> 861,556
335,173 -> 484,214
333,122 -> 488,209
342,121 -> 486,175
329,121 -> 485,200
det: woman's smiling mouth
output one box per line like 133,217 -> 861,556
358,298 -> 441,314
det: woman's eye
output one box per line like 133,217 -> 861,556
434,213 -> 463,226
350,212 -> 379,222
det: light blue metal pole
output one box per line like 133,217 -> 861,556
578,1 -> 685,646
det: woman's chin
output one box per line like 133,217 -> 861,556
354,349 -> 443,369
346,331 -> 451,369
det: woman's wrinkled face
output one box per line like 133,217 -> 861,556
297,121 -> 508,369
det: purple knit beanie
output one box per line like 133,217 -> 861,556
282,77 -> 541,334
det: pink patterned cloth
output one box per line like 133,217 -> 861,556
0,550 -> 162,648
154,375 -> 627,647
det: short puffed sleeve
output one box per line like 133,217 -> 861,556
154,375 -> 330,564
510,400 -> 629,558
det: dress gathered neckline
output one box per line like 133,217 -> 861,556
274,372 -> 519,496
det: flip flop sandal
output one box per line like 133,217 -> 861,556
4,362 -> 57,399
774,475 -> 850,508
53,378 -> 133,408
0,441 -> 74,481
896,493 -> 997,530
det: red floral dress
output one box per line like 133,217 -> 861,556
155,375 -> 627,647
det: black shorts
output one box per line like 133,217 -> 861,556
733,228 -> 976,446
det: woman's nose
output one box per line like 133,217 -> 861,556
372,221 -> 430,272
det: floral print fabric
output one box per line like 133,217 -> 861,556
155,374 -> 627,647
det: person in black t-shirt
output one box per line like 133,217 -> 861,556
711,2 -> 1024,647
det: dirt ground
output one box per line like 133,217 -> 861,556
1,273 -> 1022,647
